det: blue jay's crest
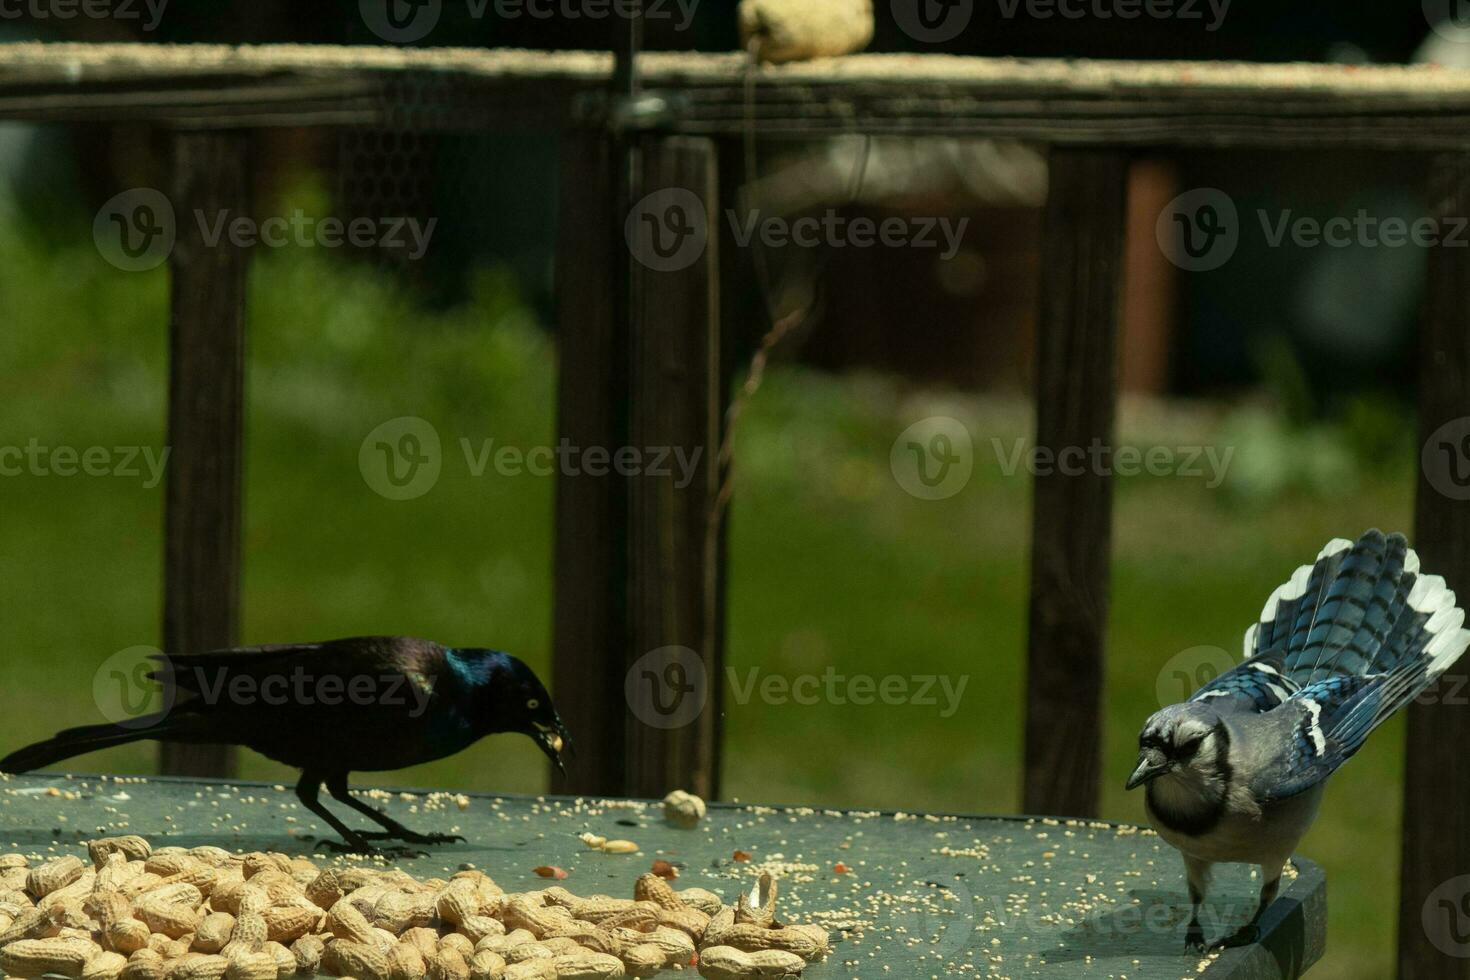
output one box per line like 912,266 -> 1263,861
1191,530 -> 1470,800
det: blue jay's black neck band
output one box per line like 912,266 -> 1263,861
1213,720 -> 1233,788
1147,721 -> 1232,838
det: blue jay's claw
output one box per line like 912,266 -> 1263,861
1211,924 -> 1260,950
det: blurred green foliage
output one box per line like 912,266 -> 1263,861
0,202 -> 1416,979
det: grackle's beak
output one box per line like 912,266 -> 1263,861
1126,748 -> 1169,790
555,717 -> 575,761
533,719 -> 571,775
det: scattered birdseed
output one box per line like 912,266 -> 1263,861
0,774 -> 1313,979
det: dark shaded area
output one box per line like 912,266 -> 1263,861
0,1 -> 1438,406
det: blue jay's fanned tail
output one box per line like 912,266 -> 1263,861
1246,536 -> 1352,670
1224,530 -> 1470,800
1292,530 -> 1406,683
1247,530 -> 1465,689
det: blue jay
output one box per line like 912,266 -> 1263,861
1127,530 -> 1470,950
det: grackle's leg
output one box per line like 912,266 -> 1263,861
1212,868 -> 1281,950
294,771 -> 373,853
324,773 -> 464,845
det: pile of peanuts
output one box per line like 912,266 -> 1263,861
0,837 -> 829,980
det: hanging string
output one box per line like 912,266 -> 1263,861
701,44 -> 874,683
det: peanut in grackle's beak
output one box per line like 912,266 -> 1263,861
533,718 -> 572,775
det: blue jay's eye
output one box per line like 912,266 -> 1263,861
527,698 -> 540,710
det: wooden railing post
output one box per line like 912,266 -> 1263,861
551,130 -> 629,797
625,135 -> 725,799
1399,153 -> 1470,980
1022,148 -> 1128,817
551,133 -> 727,799
160,130 -> 251,778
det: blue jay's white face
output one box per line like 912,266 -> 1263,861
1127,705 -> 1224,790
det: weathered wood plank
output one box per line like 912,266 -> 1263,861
159,131 -> 251,778
1022,148 -> 1128,818
8,45 -> 1470,147
624,135 -> 726,800
1400,152 -> 1470,980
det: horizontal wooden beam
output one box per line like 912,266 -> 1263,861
8,44 -> 1470,147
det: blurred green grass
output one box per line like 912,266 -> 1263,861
0,219 -> 1414,979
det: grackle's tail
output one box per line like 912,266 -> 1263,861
1,714 -> 180,773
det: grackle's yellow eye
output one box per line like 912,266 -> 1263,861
527,698 -> 540,710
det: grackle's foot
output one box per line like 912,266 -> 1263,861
1210,924 -> 1260,951
313,838 -> 430,859
356,831 -> 465,846
1185,927 -> 1208,954
314,837 -> 379,856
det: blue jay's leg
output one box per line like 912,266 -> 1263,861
1183,856 -> 1211,951
1213,869 -> 1281,950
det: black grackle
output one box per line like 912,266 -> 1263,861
1,637 -> 571,853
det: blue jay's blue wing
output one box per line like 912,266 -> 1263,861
1186,539 -> 1355,712
1190,653 -> 1298,713
1252,674 -> 1377,801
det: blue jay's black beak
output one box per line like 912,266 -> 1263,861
1126,748 -> 1169,790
